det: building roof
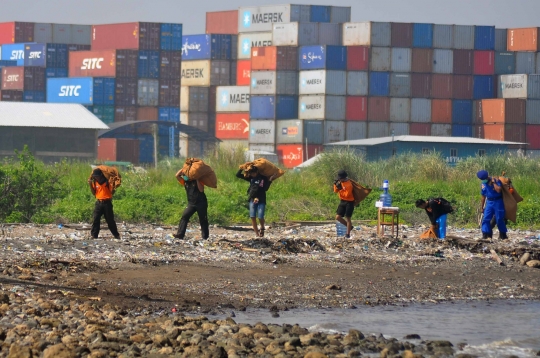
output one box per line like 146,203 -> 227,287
0,102 -> 109,130
295,153 -> 322,168
326,135 -> 527,146
98,121 -> 221,142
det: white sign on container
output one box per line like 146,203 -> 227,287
249,119 -> 276,144
276,119 -> 303,144
181,60 -> 211,87
299,95 -> 325,120
342,22 -> 371,46
499,74 -> 528,99
215,86 -> 250,112
239,5 -> 292,33
238,32 -> 273,59
251,71 -> 277,95
299,70 -> 346,95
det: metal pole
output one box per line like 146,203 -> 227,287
153,124 -> 158,169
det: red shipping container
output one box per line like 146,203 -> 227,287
236,60 -> 251,86
431,99 -> 452,123
277,144 -> 323,169
411,73 -> 432,98
0,90 -> 23,102
483,123 -> 526,142
347,46 -> 369,71
409,122 -> 431,136
251,46 -> 298,71
98,138 -> 140,164
158,79 -> 180,107
346,96 -> 368,121
206,10 -> 238,34
368,97 -> 390,121
453,75 -> 473,99
431,74 -> 453,99
69,50 -> 117,77
391,23 -> 413,47
215,113 -> 250,139
159,51 -> 182,79
114,106 -> 137,122
453,50 -> 474,75
135,107 -> 159,135
1,67 -> 24,90
526,124 -> 540,149
411,48 -> 433,73
0,22 -> 34,44
473,51 -> 495,75
91,22 -> 160,50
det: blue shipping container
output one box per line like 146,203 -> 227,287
473,75 -> 495,99
158,107 -> 181,135
47,77 -> 93,105
93,78 -> 115,106
161,23 -> 183,51
452,100 -> 473,124
23,43 -> 68,67
0,60 -> 17,68
139,135 -> 154,164
494,52 -> 515,75
181,34 -> 232,61
369,72 -> 390,96
412,23 -> 433,48
474,26 -> 495,50
138,50 -> 160,79
45,67 -> 68,78
452,124 -> 473,137
1,43 -> 32,66
310,6 -> 330,22
250,95 -> 298,119
299,45 -> 347,70
23,91 -> 46,102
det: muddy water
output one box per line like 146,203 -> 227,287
210,300 -> 540,357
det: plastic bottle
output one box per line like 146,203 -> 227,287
336,221 -> 347,237
379,180 -> 393,207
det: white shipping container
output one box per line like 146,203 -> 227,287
276,119 -> 304,144
499,74 -> 527,99
346,121 -> 367,140
272,22 -> 318,46
238,32 -> 273,59
389,98 -> 411,122
239,5 -> 293,33
342,22 -> 371,46
249,119 -> 276,144
180,86 -> 189,111
299,95 -> 346,120
251,71 -> 277,95
181,60 -> 210,86
216,86 -> 250,112
368,122 -> 389,138
299,70 -> 347,95
431,123 -> 452,136
324,121 -> 346,143
389,122 -> 409,136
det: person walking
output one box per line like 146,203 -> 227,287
88,168 -> 120,239
415,198 -> 453,239
477,170 -> 508,240
333,170 -> 355,238
236,166 -> 275,237
174,169 -> 209,240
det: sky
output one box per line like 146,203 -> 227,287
0,0 -> 539,35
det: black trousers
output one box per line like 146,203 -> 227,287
91,200 -> 120,238
176,199 -> 209,239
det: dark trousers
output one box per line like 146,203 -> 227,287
91,200 -> 120,238
176,199 -> 209,239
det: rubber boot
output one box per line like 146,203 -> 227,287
482,232 -> 491,240
499,232 -> 508,240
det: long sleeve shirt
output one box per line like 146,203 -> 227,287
334,179 -> 354,202
236,169 -> 271,203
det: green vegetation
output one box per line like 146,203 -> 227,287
1,147 -> 539,229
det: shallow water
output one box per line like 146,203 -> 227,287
209,300 -> 540,357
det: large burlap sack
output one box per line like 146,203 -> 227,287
181,158 -> 218,189
240,158 -> 285,180
495,174 -> 522,223
420,227 -> 438,239
94,165 -> 122,190
350,179 -> 371,206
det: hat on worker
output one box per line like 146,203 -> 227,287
476,170 -> 489,180
336,170 -> 348,180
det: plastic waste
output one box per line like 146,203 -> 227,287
336,221 -> 347,237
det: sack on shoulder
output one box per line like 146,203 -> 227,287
181,158 -> 218,189
96,165 -> 122,190
240,158 -> 285,180
350,179 -> 372,207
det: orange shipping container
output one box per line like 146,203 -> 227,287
97,138 -> 140,164
215,113 -> 249,139
507,27 -> 539,51
251,46 -> 298,71
69,50 -> 117,77
431,99 -> 452,123
236,60 -> 251,86
478,99 -> 526,124
483,123 -> 526,143
0,22 -> 34,45
206,10 -> 238,34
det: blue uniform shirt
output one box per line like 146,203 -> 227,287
481,180 -> 502,199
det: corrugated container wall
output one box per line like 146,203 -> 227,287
137,79 -> 159,106
411,73 -> 431,97
160,24 -> 183,51
304,120 -> 324,144
452,124 -> 473,137
34,23 -> 52,43
370,22 -> 391,47
453,50 -> 474,74
412,48 -> 433,73
299,70 -> 346,96
236,60 -> 251,85
432,49 -> 453,74
452,100 -> 473,124
391,23 -> 413,48
250,95 -> 298,120
453,75 -> 473,99
499,74 -> 527,99
390,73 -> 411,97
298,95 -> 346,120
159,51 -> 182,79
272,22 -> 318,47
454,25 -> 475,49
526,125 -> 540,148
494,29 -> 507,52
2,43 -> 29,66
330,6 -> 351,23
433,24 -> 453,49
389,98 -> 410,122
0,22 -> 34,44
347,71 -> 368,96
473,75 -> 495,99
249,119 -> 276,144
368,122 -> 389,137
238,5 -> 311,33
515,52 -> 536,74
494,52 -> 516,75
276,119 -> 303,144
69,50 -> 117,77
410,122 -> 431,135
410,98 -> 431,123
346,96 -> 367,120
473,50 -> 495,75
431,99 -> 452,123
526,100 -> 540,124
391,48 -> 412,72
342,22 -> 371,46
115,78 -> 138,106
181,60 -> 230,86
298,45 -> 347,70
413,23 -> 433,48
310,5 -> 330,22
370,47 -> 391,71
347,46 -> 369,70
180,86 -> 209,112
507,27 -> 539,52
206,10 -> 238,34
0,90 -> 23,102
137,50 -> 160,79
431,123 -> 452,136
324,121 -> 346,143
114,106 -> 137,122
431,74 -> 453,99
390,122 -> 409,136
116,50 -> 139,78
318,23 -> 342,46
251,70 -> 298,95
346,121 -> 367,140
369,71 -> 390,96
528,74 -> 540,99
368,97 -> 390,121
181,34 -> 232,61
158,79 -> 180,107
251,46 -> 298,71
474,26 -> 495,50
92,22 -> 161,50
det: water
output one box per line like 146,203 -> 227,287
210,300 -> 540,357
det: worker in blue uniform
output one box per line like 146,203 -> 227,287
477,170 -> 508,240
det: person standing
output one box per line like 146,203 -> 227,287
415,198 -> 453,239
333,170 -> 355,239
477,170 -> 508,240
88,168 -> 120,239
174,169 -> 209,240
236,166 -> 274,237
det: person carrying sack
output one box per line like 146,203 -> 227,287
88,168 -> 120,240
333,170 -> 355,239
174,169 -> 209,240
415,198 -> 454,239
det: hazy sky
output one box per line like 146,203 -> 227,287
1,0 -> 539,35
